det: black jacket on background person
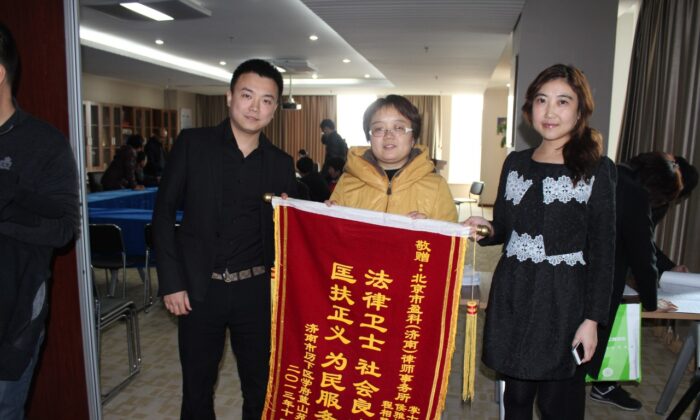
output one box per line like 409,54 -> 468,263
587,164 -> 658,377
152,119 -> 298,302
144,136 -> 166,178
300,171 -> 330,202
0,106 -> 79,380
101,144 -> 139,190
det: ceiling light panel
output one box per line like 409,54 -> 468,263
120,3 -> 174,21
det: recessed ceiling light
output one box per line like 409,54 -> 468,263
219,61 -> 226,66
120,2 -> 173,21
364,74 -> 370,78
309,34 -> 319,41
342,58 -> 351,64
312,73 -> 318,79
506,83 -> 511,87
155,39 -> 164,45
275,66 -> 287,73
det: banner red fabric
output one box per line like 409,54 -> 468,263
264,202 -> 467,420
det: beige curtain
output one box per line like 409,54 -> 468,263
194,94 -> 227,127
617,0 -> 700,270
405,95 -> 441,159
263,95 -> 337,164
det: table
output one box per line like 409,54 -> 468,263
462,274 -> 700,419
87,187 -> 158,210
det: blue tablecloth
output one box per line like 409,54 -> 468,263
88,207 -> 182,257
87,187 -> 158,209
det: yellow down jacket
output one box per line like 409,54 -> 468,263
330,145 -> 457,222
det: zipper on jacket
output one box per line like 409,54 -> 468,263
385,180 -> 392,212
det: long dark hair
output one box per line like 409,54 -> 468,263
522,64 -> 602,184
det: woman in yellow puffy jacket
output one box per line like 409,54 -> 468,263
329,95 -> 457,222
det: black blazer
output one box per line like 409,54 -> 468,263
152,119 -> 297,302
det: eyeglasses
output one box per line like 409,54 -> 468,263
368,126 -> 414,138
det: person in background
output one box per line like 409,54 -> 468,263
152,59 -> 297,420
143,127 -> 167,184
329,94 -> 457,222
0,22 -> 80,420
320,118 -> 348,181
588,151 -> 684,411
101,134 -> 145,191
652,156 -> 697,274
464,64 -> 616,419
296,156 -> 330,202
135,150 -> 148,186
325,156 -> 345,193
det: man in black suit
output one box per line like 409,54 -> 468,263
152,59 -> 297,420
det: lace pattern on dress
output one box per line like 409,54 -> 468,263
542,175 -> 595,204
505,171 -> 533,205
506,231 -> 586,266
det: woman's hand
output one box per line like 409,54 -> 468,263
406,211 -> 427,219
324,200 -> 337,207
656,299 -> 678,312
572,319 -> 598,363
461,216 -> 493,240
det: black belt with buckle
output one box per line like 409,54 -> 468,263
211,265 -> 266,283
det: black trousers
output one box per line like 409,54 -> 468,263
178,274 -> 271,420
503,367 -> 586,420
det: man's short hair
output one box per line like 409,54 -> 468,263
676,156 -> 698,199
0,22 -> 19,92
230,59 -> 283,102
127,134 -> 144,149
320,119 -> 335,130
296,157 -> 314,174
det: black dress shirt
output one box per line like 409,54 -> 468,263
213,129 -> 264,272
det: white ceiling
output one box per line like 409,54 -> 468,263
79,0 -> 524,96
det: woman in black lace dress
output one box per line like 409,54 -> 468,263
464,64 -> 616,419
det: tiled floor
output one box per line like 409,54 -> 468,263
99,206 -> 699,419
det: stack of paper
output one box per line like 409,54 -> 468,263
658,272 -> 700,313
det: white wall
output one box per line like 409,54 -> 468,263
82,73 -> 164,108
480,87 -> 509,205
82,73 -> 198,117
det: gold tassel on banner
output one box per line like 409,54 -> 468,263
462,225 -> 489,402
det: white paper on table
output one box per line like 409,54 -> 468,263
658,271 -> 700,313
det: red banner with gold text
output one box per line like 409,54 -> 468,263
263,198 -> 469,420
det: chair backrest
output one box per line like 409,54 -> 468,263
88,171 -> 105,192
145,222 -> 180,251
470,181 -> 485,196
89,224 -> 126,255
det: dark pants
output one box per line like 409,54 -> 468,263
178,274 -> 271,420
503,368 -> 586,420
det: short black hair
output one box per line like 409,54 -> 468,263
0,22 -> 19,92
320,119 -> 335,130
126,134 -> 144,149
296,157 -> 314,174
230,59 -> 283,102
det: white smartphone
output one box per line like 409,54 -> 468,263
572,343 -> 585,365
